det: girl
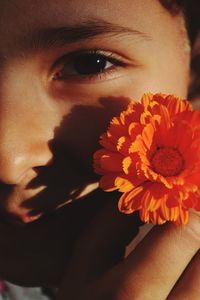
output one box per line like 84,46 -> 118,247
0,0 -> 199,299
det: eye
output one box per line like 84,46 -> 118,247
52,49 -> 127,82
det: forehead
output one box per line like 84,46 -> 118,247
1,0 -> 159,25
0,0 -> 186,65
0,0 -> 189,99
0,0 -> 171,56
1,0 -> 164,38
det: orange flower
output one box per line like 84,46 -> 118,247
93,93 -> 200,225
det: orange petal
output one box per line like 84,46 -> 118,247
99,133 -> 117,151
141,93 -> 154,108
99,173 -> 119,191
142,190 -> 160,212
175,208 -> 189,225
142,182 -> 167,211
93,149 -> 109,175
128,122 -> 143,139
142,123 -> 155,150
154,94 -> 192,115
166,192 -> 180,208
149,210 -> 166,224
172,121 -> 193,154
117,136 -> 132,155
126,102 -> 144,123
118,186 -> 143,214
170,207 -> 181,222
100,152 -> 123,172
108,119 -> 127,138
122,156 -> 132,174
185,171 -> 200,187
139,208 -> 150,223
129,135 -> 147,156
115,176 -> 135,192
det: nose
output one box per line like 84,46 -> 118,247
0,76 -> 54,185
0,127 -> 53,185
0,115 -> 54,185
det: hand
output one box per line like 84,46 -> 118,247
57,204 -> 200,300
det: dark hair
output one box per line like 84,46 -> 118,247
160,0 -> 199,43
161,0 -> 200,101
159,0 -> 184,13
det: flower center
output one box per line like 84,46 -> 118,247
151,147 -> 184,177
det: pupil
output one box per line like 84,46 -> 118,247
73,54 -> 106,75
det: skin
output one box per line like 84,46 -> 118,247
0,0 -> 200,299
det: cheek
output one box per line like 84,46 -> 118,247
50,75 -> 144,167
149,55 -> 190,99
53,92 -> 130,169
51,44 -> 190,168
124,66 -> 190,99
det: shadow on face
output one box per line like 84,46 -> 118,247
0,96 -> 130,221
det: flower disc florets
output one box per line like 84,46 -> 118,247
151,147 -> 184,177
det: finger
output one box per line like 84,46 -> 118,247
93,211 -> 200,300
168,250 -> 200,299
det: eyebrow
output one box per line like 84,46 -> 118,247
22,19 -> 151,51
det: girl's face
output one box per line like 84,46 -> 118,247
0,0 -> 190,223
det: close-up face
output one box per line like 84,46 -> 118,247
0,0 -> 190,224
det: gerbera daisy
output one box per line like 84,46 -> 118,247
93,93 -> 200,225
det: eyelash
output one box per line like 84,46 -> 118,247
51,49 -> 127,83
